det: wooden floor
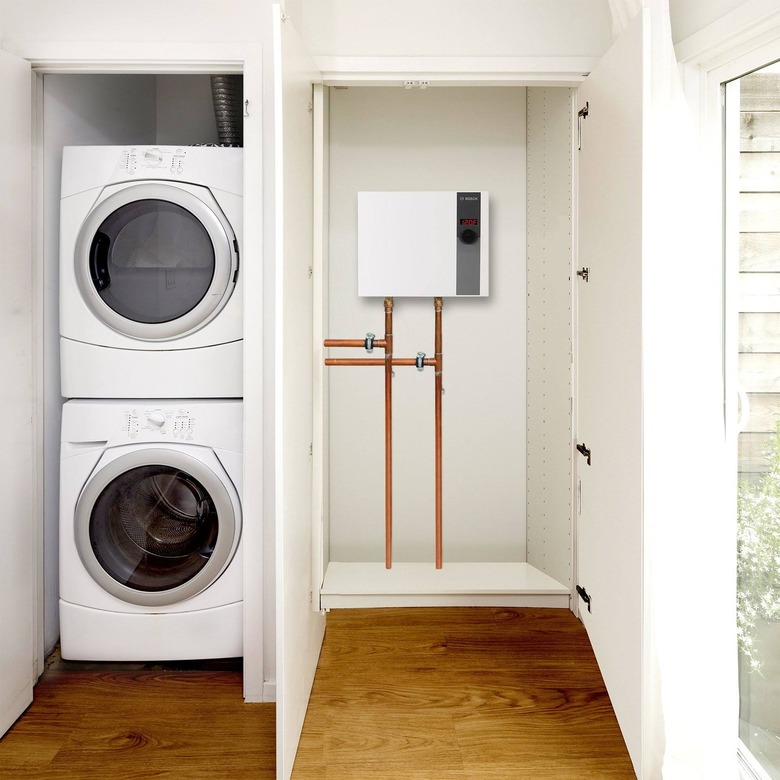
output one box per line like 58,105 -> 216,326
293,607 -> 635,779
1,608 -> 634,779
0,657 -> 274,779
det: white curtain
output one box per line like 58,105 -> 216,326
639,1 -> 739,777
608,0 -> 643,37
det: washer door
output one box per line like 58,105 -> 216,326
74,183 -> 238,341
75,449 -> 240,607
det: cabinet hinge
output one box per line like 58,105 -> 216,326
577,101 -> 589,150
576,442 -> 591,466
576,585 -> 592,613
576,266 -> 589,283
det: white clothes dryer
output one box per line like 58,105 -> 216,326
59,399 -> 243,661
59,146 -> 243,399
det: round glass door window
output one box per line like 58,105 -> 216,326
75,183 -> 238,341
90,464 -> 219,592
75,450 -> 239,606
90,199 -> 215,325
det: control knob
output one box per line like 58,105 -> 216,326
144,148 -> 163,166
147,411 -> 166,428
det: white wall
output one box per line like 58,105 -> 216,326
669,0 -> 755,43
299,0 -> 613,58
0,0 -> 265,45
327,86 -> 527,564
156,75 -> 219,145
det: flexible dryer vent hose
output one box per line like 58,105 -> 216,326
210,75 -> 243,147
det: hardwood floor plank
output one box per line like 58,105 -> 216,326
323,711 -> 462,770
459,760 -> 636,779
322,766 -> 473,779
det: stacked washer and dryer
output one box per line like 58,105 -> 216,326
58,146 -> 244,661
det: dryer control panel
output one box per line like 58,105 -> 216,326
122,406 -> 195,441
120,146 -> 188,177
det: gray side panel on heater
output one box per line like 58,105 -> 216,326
456,191 -> 481,295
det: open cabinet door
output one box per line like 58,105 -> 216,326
0,49 -> 35,737
575,10 -> 647,775
272,8 -> 326,780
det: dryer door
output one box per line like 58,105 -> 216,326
74,183 -> 239,341
74,448 -> 240,607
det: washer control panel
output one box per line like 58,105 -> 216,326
120,146 -> 188,177
121,406 -> 195,440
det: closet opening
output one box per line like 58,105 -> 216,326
40,72 -> 247,674
313,85 -> 574,611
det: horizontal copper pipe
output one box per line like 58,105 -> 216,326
324,338 -> 387,349
325,357 -> 437,367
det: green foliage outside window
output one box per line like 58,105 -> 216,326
738,422 -> 780,671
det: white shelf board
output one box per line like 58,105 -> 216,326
320,562 -> 571,610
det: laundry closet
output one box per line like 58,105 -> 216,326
40,73 -> 246,661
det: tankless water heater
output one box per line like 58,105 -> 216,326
358,191 -> 489,297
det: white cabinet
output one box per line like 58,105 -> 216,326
282,7 -> 688,780
272,10 -> 326,779
316,83 -> 572,611
0,46 -> 34,740
576,11 -> 646,771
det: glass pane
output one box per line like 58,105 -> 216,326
90,199 -> 215,324
733,61 -> 780,778
89,465 -> 219,592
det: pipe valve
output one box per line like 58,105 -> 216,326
364,333 -> 376,353
416,352 -> 426,371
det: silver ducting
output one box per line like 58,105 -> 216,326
210,75 -> 243,147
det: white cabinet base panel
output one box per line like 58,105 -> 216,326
320,562 -> 570,609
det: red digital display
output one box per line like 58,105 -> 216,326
460,218 -> 478,226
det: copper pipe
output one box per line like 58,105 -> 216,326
384,297 -> 394,569
325,357 -> 435,367
323,338 -> 387,349
434,297 -> 443,569
326,358 -> 386,366
322,296 -> 443,570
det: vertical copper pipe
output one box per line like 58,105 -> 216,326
384,297 -> 394,569
434,297 -> 443,569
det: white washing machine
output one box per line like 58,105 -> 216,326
59,145 -> 243,399
59,399 -> 243,661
